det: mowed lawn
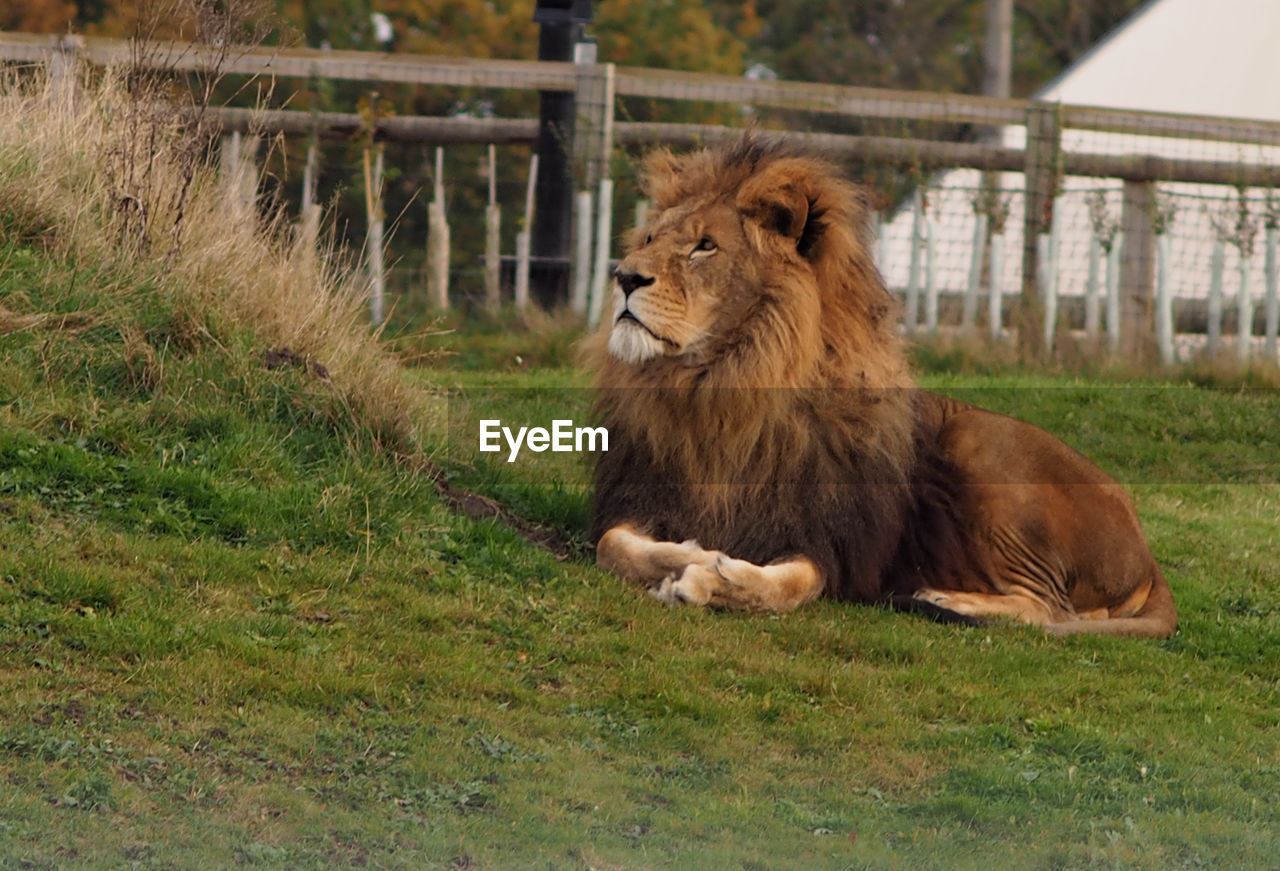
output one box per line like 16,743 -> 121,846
3,296 -> 1279,869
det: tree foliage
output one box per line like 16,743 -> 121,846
711,0 -> 1148,97
12,0 -> 1151,97
2,0 -> 78,32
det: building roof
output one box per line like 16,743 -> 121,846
1032,0 -> 1280,120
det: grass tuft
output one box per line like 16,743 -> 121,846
0,69 -> 429,453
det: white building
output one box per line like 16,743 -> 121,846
879,0 -> 1280,349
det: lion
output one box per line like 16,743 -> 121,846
583,135 -> 1177,638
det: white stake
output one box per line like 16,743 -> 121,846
588,178 -> 615,328
1156,232 -> 1174,366
1106,232 -> 1124,353
365,147 -> 386,324
514,153 -> 538,309
1084,233 -> 1101,338
1238,248 -> 1253,361
924,207 -> 939,334
427,147 -> 450,311
571,190 -> 593,315
483,144 -> 501,313
988,231 -> 1005,342
634,198 -> 650,231
1207,237 -> 1224,355
1266,225 -> 1278,360
963,212 -> 988,331
905,188 -> 925,333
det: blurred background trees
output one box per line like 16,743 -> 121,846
7,0 -> 1147,94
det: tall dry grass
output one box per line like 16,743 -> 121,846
0,67 -> 429,451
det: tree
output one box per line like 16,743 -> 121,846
711,0 -> 1146,97
2,0 -> 79,32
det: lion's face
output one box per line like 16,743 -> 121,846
590,139 -> 905,395
606,198 -> 765,366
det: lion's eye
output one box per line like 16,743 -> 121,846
644,233 -> 653,246
691,236 -> 717,255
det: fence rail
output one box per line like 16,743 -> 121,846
7,32 -> 1280,150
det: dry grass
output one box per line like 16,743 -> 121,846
0,67 -> 429,450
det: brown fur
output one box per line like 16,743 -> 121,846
585,135 -> 1177,638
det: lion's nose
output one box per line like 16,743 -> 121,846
614,270 -> 655,298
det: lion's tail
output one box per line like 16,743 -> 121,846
1046,566 -> 1179,639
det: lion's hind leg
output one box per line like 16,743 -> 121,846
912,587 -> 1059,626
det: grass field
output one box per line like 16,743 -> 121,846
3,77 -> 1280,870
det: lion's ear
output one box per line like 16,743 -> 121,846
738,180 -> 808,240
736,173 -> 827,259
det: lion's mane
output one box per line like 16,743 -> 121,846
587,136 -> 968,602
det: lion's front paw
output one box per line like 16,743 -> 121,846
711,554 -> 754,587
649,564 -> 717,607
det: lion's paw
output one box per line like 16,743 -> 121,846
649,564 -> 716,607
712,555 -> 755,587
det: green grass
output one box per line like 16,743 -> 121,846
5,215 -> 1280,867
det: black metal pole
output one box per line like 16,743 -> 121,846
531,0 -> 591,308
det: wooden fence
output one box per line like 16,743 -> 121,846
4,31 -> 1279,362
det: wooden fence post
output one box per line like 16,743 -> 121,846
1118,180 -> 1156,361
484,144 -> 501,313
571,47 -> 615,316
427,147 -> 450,311
1019,101 -> 1060,358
